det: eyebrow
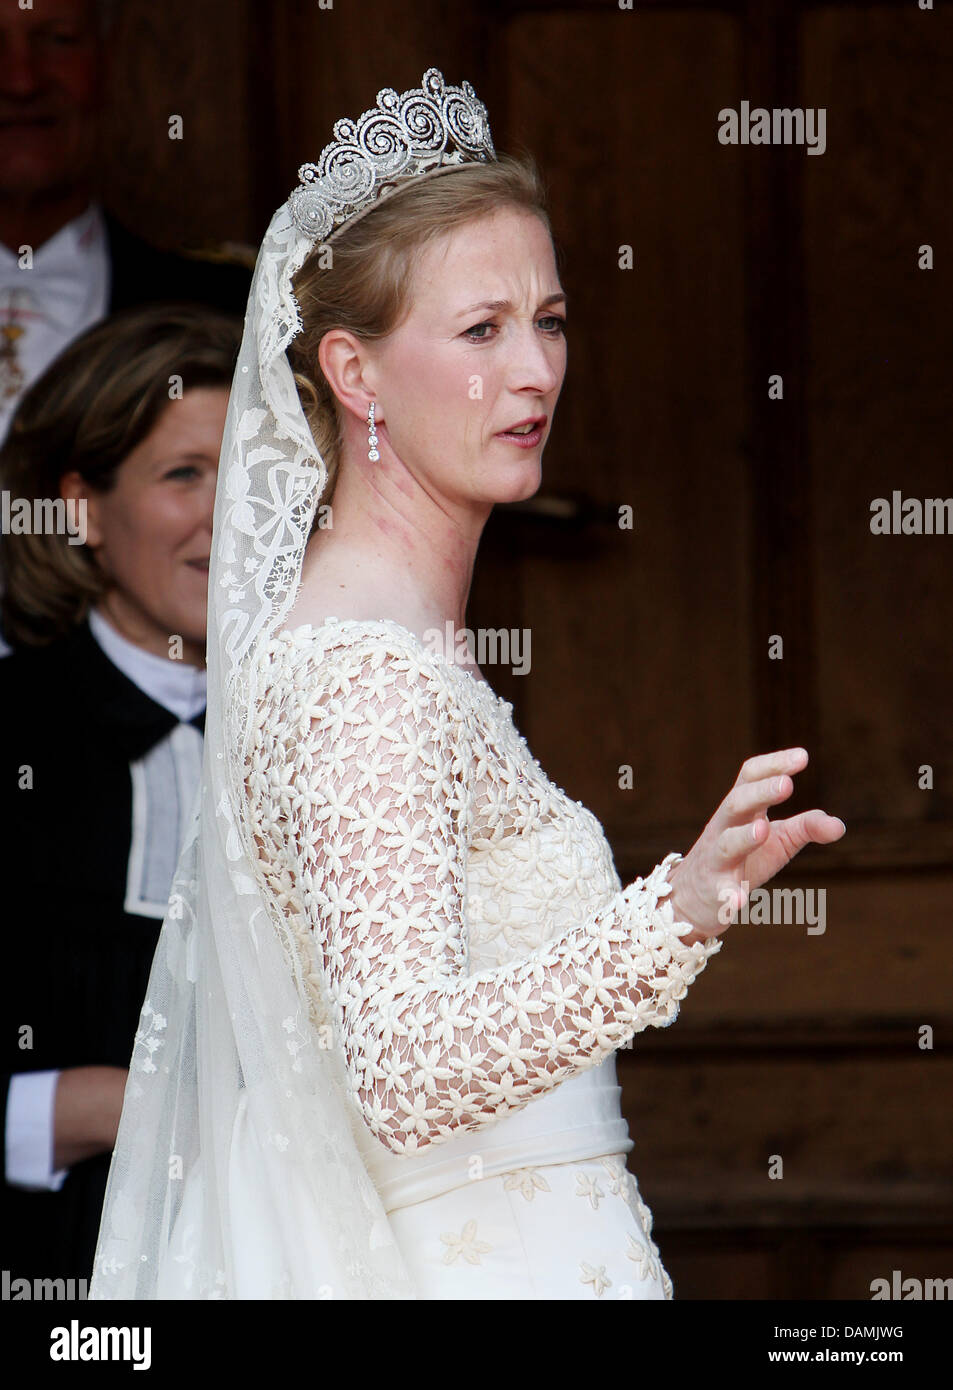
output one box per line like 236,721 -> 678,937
455,292 -> 568,318
154,451 -> 216,469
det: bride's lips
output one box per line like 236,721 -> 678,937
495,415 -> 547,448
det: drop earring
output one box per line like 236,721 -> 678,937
367,402 -> 379,461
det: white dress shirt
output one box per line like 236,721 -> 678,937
0,201 -> 110,445
5,608 -> 206,1191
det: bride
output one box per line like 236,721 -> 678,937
91,68 -> 845,1300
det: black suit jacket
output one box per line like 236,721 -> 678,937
0,620 -> 205,1283
103,209 -> 253,317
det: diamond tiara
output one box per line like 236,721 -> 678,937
287,67 -> 497,243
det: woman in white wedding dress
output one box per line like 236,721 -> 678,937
91,69 -> 845,1301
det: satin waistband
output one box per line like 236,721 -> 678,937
355,1054 -> 632,1215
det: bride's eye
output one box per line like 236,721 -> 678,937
463,321 -> 495,342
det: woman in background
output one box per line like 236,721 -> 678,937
0,304 -> 240,1286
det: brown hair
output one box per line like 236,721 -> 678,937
288,151 -> 555,509
0,303 -> 241,648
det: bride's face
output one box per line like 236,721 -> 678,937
365,205 -> 567,508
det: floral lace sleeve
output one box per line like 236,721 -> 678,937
256,634 -> 722,1156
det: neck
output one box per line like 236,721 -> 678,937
96,592 -> 207,671
0,186 -> 92,254
311,443 -> 489,633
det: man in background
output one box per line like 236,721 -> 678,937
0,0 -> 252,443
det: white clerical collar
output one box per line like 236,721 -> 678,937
88,606 -> 207,723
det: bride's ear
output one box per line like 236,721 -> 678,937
318,330 -> 379,423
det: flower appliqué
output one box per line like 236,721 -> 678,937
575,1172 -> 605,1210
501,1168 -> 551,1201
440,1219 -> 493,1266
626,1231 -> 661,1284
580,1262 -> 611,1297
600,1155 -> 628,1197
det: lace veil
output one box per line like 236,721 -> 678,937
90,69 -> 495,1299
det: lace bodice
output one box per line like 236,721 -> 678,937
242,618 -> 722,1158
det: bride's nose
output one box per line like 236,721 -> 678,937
505,327 -> 562,396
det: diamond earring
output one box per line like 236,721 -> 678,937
367,403 -> 379,461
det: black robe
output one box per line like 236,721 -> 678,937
0,618 -> 205,1284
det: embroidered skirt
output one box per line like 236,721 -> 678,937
385,1151 -> 673,1300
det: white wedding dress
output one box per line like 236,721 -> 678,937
221,616 -> 723,1300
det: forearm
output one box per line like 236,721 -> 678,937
339,854 -> 722,1155
52,1066 -> 129,1170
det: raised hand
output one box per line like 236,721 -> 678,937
666,747 -> 846,941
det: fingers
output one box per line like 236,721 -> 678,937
701,748 -> 845,895
728,809 -> 846,874
777,808 -> 847,845
734,747 -> 808,788
717,817 -> 770,864
717,808 -> 845,870
721,773 -> 795,826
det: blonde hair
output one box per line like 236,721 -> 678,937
288,151 -> 554,509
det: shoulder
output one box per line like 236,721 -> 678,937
0,630 -> 69,699
0,634 -> 77,776
250,624 -> 474,803
253,620 -> 470,757
263,619 -> 461,703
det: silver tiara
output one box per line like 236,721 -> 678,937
287,67 -> 496,242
